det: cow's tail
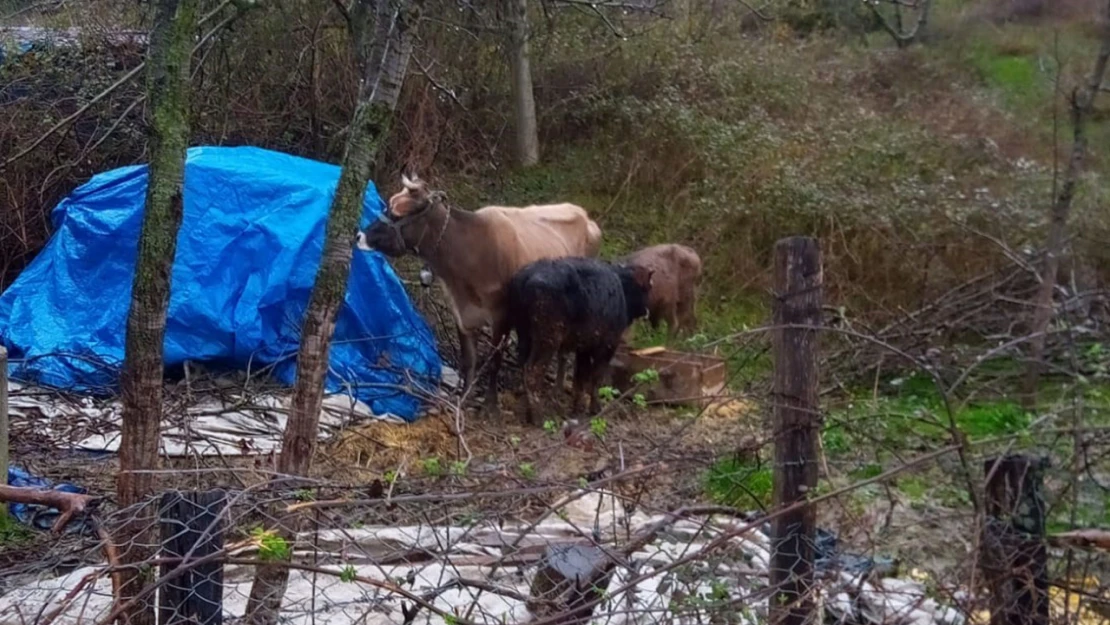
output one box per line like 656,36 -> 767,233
507,276 -> 531,365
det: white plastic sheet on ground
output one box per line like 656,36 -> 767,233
0,490 -> 968,625
6,366 -> 459,457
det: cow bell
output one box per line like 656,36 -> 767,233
419,266 -> 435,287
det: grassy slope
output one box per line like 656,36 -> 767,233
438,7 -> 1110,527
448,5 -> 1109,348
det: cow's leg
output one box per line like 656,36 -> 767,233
677,284 -> 698,336
458,327 -> 476,397
522,360 -> 544,426
587,344 -> 619,416
523,341 -> 557,426
570,350 -> 591,419
665,303 -> 680,342
555,352 -> 567,395
677,297 -> 697,337
483,320 -> 509,421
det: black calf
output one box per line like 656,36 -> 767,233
506,256 -> 653,424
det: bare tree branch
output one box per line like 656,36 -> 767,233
0,485 -> 95,533
329,0 -> 352,24
734,0 -> 774,21
0,0 -> 241,173
1024,0 -> 1110,406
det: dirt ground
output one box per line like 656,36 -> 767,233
0,384 -> 1016,603
0,390 -> 761,588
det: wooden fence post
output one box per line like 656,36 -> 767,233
160,490 -> 228,625
770,237 -> 822,625
980,455 -> 1049,625
1,346 -> 8,519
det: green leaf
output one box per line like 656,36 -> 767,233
590,416 -> 608,439
340,564 -> 358,583
252,528 -> 291,562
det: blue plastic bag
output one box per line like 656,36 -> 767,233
6,465 -> 91,534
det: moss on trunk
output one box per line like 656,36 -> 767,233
244,2 -> 420,622
116,1 -> 198,624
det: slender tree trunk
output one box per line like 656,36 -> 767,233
116,2 -> 198,624
870,0 -> 931,48
710,0 -> 725,22
506,0 -> 539,167
1023,7 -> 1110,409
244,2 -> 420,623
366,0 -> 418,110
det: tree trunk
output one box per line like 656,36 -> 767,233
1023,5 -> 1110,409
710,0 -> 725,22
243,2 -> 420,623
116,1 -> 197,623
506,0 -> 539,167
870,0 -> 931,48
365,0 -> 418,110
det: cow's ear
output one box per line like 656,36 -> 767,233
647,268 -> 656,288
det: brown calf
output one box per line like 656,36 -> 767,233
622,243 -> 703,340
357,174 -> 602,416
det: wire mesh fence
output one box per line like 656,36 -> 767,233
2,240 -> 1110,625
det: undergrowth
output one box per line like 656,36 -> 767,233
703,458 -> 774,512
0,513 -> 32,547
441,7 -> 1110,356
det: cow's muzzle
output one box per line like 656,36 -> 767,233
355,231 -> 373,251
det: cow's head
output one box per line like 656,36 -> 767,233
617,263 -> 655,322
356,173 -> 444,257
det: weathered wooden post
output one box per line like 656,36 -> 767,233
980,455 -> 1049,625
770,237 -> 822,625
527,543 -> 615,624
160,490 -> 228,625
0,346 -> 8,519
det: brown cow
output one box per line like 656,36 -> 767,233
622,244 -> 703,339
356,174 -> 602,416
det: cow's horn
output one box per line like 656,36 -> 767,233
402,173 -> 421,191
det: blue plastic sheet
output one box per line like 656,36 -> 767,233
752,522 -> 895,576
0,146 -> 442,421
7,465 -> 91,534
815,527 -> 897,576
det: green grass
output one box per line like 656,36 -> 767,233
1047,494 -> 1110,535
896,476 -> 930,502
0,512 -> 33,547
950,20 -> 1110,165
849,462 -> 884,481
443,12 -> 1110,409
704,458 -> 774,510
825,372 -> 1038,445
966,37 -> 1045,112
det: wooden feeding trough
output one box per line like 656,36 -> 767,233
609,345 -> 727,407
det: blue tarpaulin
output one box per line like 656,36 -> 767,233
6,465 -> 92,534
0,145 -> 442,421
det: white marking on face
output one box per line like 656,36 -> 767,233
356,231 -> 372,251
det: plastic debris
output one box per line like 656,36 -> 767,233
5,465 -> 92,534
